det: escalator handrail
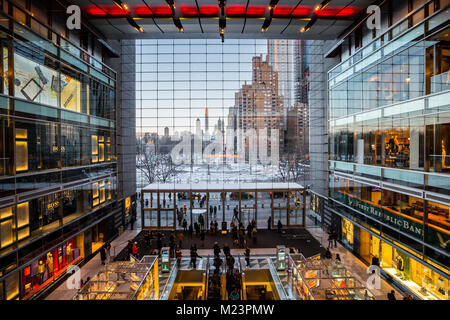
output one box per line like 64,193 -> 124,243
267,258 -> 289,300
159,259 -> 179,300
202,255 -> 210,300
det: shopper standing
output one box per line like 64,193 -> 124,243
223,243 -> 230,258
132,242 -> 138,259
277,220 -> 282,233
188,223 -> 193,238
100,245 -> 107,265
267,217 -> 272,230
387,290 -> 396,300
244,247 -> 251,267
105,242 -> 111,264
175,246 -> 182,267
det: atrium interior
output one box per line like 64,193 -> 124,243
0,0 -> 448,302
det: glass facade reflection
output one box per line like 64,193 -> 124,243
328,1 -> 449,300
0,2 -> 119,300
135,39 -> 309,189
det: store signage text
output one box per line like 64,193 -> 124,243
344,193 -> 424,238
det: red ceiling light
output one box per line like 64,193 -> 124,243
85,5 -> 127,17
315,6 -> 358,17
272,5 -> 311,18
148,5 -> 172,17
180,4 -> 198,17
200,5 -> 220,17
292,7 -> 312,17
244,5 -> 266,17
226,4 -> 246,17
134,5 -> 152,16
336,7 -> 358,17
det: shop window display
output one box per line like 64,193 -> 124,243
15,128 -> 28,172
5,272 -> 19,300
61,124 -> 85,168
13,47 -> 58,107
426,117 -> 450,173
341,218 -> 354,248
21,237 -> 81,299
28,194 -> 62,238
384,127 -> 410,169
15,120 -> 59,173
380,239 -> 449,300
16,202 -> 29,241
60,69 -> 82,113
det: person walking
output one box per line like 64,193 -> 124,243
190,245 -> 199,269
229,287 -> 240,300
223,243 -> 230,258
130,212 -> 136,230
156,237 -> 163,256
132,242 -> 138,259
213,242 -> 221,257
100,245 -> 107,265
214,206 -> 217,219
251,227 -> 257,244
387,290 -> 396,300
175,246 -> 182,267
332,229 -> 338,248
127,240 -> 133,260
328,233 -> 334,248
244,247 -> 251,267
371,255 -> 380,266
335,253 -> 341,263
200,229 -> 206,247
188,223 -> 193,239
324,248 -> 332,259
105,242 -> 111,264
277,220 -> 282,233
182,218 -> 187,232
267,216 -> 272,230
177,231 -> 184,248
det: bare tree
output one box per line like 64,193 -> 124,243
277,156 -> 304,182
137,146 -> 181,185
156,153 -> 180,183
137,147 -> 158,185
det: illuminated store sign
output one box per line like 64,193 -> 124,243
341,193 -> 424,238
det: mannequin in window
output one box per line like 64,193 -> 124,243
67,243 -> 73,264
37,260 -> 45,285
46,252 -> 54,278
396,255 -> 404,280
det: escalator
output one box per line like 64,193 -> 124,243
206,255 -> 224,300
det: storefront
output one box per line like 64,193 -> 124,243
341,218 -> 354,250
20,234 -> 84,299
342,219 -> 449,300
309,193 -> 324,225
378,238 -> 449,300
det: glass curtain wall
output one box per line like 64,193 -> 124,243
135,39 -> 306,188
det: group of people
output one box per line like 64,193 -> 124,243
229,219 -> 258,248
211,241 -> 243,300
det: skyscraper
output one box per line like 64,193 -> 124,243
205,107 -> 209,134
232,55 -> 284,157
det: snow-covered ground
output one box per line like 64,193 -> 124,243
137,162 -> 305,188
